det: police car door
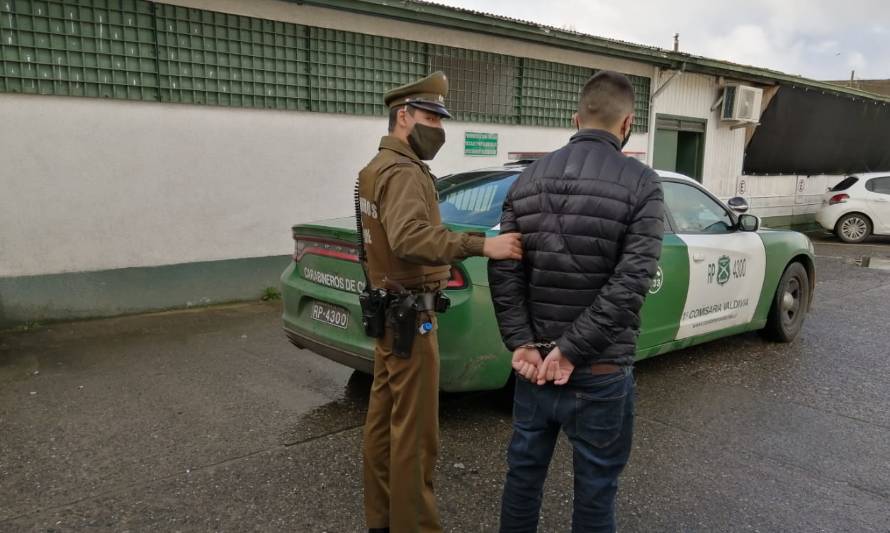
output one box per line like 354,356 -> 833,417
637,221 -> 689,351
663,180 -> 766,340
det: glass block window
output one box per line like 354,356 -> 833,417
430,45 -> 518,124
0,0 -> 157,99
520,59 -> 594,127
0,1 -> 652,131
629,75 -> 650,132
309,27 -> 426,115
519,59 -> 650,131
155,4 -> 309,110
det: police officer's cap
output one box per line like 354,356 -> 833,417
384,71 -> 452,119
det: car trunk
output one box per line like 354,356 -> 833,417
282,217 -> 477,365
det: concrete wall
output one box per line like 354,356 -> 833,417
0,89 -> 647,326
0,93 -> 648,280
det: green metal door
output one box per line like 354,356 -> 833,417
653,115 -> 706,180
653,129 -> 678,172
677,131 -> 704,180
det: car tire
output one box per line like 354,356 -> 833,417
762,262 -> 810,343
835,213 -> 872,243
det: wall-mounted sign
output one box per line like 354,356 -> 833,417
464,132 -> 498,156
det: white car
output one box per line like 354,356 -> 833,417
816,173 -> 890,243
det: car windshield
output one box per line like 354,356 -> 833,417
831,176 -> 858,191
437,171 -> 519,228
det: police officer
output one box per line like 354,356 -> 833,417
358,72 -> 522,533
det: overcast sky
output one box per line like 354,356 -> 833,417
435,0 -> 889,80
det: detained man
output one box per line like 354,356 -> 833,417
489,71 -> 665,533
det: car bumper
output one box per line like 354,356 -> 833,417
280,261 -> 377,369
815,204 -> 843,231
284,327 -> 373,374
280,262 -> 513,392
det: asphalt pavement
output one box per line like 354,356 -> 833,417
2,233 -> 890,532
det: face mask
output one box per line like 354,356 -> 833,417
408,123 -> 446,160
621,123 -> 632,150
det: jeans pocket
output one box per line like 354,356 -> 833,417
512,378 -> 538,425
574,383 -> 627,449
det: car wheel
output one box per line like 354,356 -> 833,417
762,262 -> 809,343
835,213 -> 872,243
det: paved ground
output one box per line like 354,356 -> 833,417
2,233 -> 890,532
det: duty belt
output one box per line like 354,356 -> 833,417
385,290 -> 447,359
388,290 -> 438,312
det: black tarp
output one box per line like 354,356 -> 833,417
744,86 -> 890,175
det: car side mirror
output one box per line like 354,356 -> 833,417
737,213 -> 760,232
727,196 -> 749,214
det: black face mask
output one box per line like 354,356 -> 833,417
408,123 -> 446,160
575,118 -> 632,150
621,123 -> 632,149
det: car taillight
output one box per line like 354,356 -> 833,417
829,194 -> 849,205
446,266 -> 467,289
293,235 -> 358,262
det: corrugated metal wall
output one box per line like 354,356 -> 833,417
652,72 -> 746,198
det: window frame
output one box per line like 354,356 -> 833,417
660,178 -> 740,235
831,176 -> 859,192
865,176 -> 890,195
662,206 -> 676,234
436,170 -> 520,228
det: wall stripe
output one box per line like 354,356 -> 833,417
0,254 -> 292,328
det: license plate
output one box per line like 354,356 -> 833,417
310,301 -> 349,329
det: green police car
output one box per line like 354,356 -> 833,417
281,163 -> 815,392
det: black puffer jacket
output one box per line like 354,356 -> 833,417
488,129 -> 664,367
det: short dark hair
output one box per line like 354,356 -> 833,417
577,71 -> 635,127
388,104 -> 415,132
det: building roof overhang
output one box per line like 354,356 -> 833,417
294,0 -> 890,104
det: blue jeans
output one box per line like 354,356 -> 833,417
499,367 -> 635,533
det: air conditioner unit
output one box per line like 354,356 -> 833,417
721,84 -> 763,123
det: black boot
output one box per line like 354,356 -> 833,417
368,529 -> 390,533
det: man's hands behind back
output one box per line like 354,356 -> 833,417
512,346 -> 542,382
512,345 -> 575,386
536,347 -> 575,386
